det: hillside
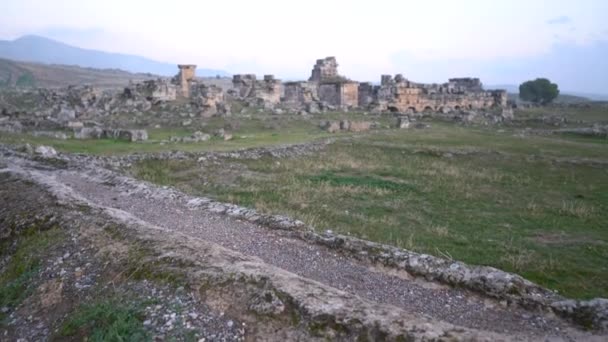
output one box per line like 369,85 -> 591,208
0,58 -> 160,88
0,35 -> 229,77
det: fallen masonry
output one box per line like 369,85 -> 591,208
74,127 -> 148,141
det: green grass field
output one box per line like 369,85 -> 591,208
132,123 -> 608,299
3,106 -> 608,299
515,105 -> 608,124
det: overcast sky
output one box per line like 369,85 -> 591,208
1,0 -> 607,93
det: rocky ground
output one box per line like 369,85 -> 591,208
1,144 -> 607,341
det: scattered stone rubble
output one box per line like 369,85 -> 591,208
73,127 -> 148,142
170,131 -> 211,143
320,120 -> 372,133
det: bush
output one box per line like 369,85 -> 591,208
519,78 -> 559,104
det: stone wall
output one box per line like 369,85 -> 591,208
134,79 -> 177,102
358,82 -> 377,108
340,82 -> 359,109
372,74 -> 507,113
283,82 -> 318,110
232,74 -> 282,108
317,82 -> 359,109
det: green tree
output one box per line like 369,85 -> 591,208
519,78 -> 559,104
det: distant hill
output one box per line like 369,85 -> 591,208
0,58 -> 159,88
0,35 -> 229,77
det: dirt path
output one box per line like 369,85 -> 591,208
3,152 -> 605,340
40,162 -> 597,339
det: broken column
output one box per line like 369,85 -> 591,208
175,64 -> 197,98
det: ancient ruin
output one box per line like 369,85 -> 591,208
0,59 -> 512,141
174,64 -> 197,98
231,74 -> 282,107
309,57 -> 341,82
167,58 -> 506,115
284,56 -> 508,113
366,75 -> 507,113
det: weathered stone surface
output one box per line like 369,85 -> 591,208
319,120 -> 341,133
347,121 -> 371,132
371,75 -> 507,113
32,131 -> 68,140
321,120 -> 371,133
283,82 -> 319,110
318,81 -> 359,109
190,84 -> 226,117
170,131 -> 211,143
309,57 -> 340,82
103,129 -> 148,142
173,64 -> 197,98
67,121 -> 84,129
232,74 -> 282,108
57,107 -> 76,122
74,127 -> 104,139
34,145 -> 58,158
397,117 -> 411,129
74,127 -> 147,142
134,79 -> 177,102
0,120 -> 23,133
552,298 -> 608,330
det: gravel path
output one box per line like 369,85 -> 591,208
41,164 -> 590,340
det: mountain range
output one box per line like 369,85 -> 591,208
0,35 -> 229,77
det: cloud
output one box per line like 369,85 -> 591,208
547,16 -> 571,25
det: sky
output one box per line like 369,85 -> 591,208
1,0 -> 607,93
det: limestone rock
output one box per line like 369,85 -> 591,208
74,127 -> 104,139
320,121 -> 341,133
57,107 -> 76,122
397,117 -> 411,129
32,131 -> 68,140
34,145 -> 58,158
348,121 -> 371,132
67,121 -> 84,129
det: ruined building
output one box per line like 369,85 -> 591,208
190,83 -> 228,117
133,79 -> 177,102
174,64 -> 197,98
163,59 -> 506,116
231,74 -> 282,107
364,75 -> 507,113
309,57 -> 340,82
284,57 -> 359,110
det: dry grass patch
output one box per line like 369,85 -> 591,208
559,200 -> 595,219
